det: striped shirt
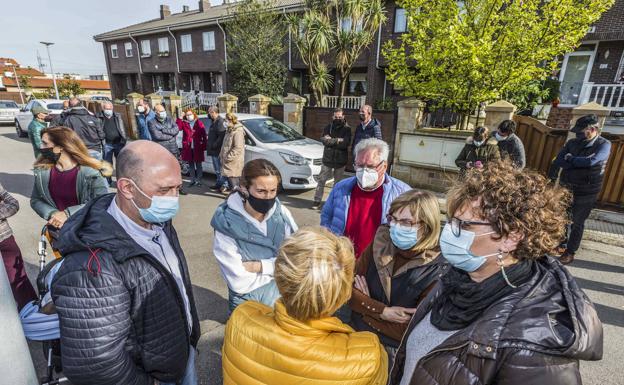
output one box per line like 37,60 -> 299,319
0,183 -> 19,243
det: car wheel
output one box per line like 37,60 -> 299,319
15,120 -> 27,138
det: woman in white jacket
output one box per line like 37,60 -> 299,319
210,159 -> 297,313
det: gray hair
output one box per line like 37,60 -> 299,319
102,101 -> 113,109
354,138 -> 389,162
360,104 -> 372,114
208,105 -> 219,114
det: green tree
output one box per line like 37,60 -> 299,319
18,74 -> 32,91
288,5 -> 334,105
328,0 -> 386,103
56,75 -> 84,98
289,0 -> 386,106
227,0 -> 288,103
384,0 -> 613,129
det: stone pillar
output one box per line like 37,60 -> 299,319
168,94 -> 182,118
248,94 -> 272,116
484,100 -> 516,131
146,92 -> 163,109
570,102 -> 610,138
396,98 -> 426,133
283,93 -> 306,133
217,93 -> 238,114
125,92 -> 144,140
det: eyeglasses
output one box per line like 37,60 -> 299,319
386,214 -> 420,228
449,217 -> 492,237
354,160 -> 385,170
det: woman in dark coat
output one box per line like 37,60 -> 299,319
180,109 -> 207,187
389,161 -> 603,385
455,126 -> 500,175
350,190 -> 442,365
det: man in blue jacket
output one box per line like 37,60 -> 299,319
549,114 -> 612,265
135,99 -> 155,141
352,104 -> 382,158
321,138 -> 410,257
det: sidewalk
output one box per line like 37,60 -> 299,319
585,209 -> 624,248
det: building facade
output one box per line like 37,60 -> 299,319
558,0 -> 624,113
94,0 -> 412,107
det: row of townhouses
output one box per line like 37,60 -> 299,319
95,0 -> 624,113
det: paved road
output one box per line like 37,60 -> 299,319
0,124 -> 622,384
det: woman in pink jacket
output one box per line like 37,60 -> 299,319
180,109 -> 207,187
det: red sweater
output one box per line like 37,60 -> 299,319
344,184 -> 383,258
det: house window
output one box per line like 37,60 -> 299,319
394,8 -> 407,33
348,73 -> 367,95
341,18 -> 363,32
158,37 -> 170,54
615,51 -> 624,82
140,40 -> 151,57
202,31 -> 215,51
111,44 -> 118,58
181,34 -> 192,53
124,42 -> 133,57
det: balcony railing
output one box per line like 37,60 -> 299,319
579,82 -> 624,111
178,90 -> 223,111
320,95 -> 366,110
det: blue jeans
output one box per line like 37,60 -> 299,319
228,280 -> 280,315
211,155 -> 228,188
103,142 -> 124,182
159,346 -> 197,385
88,149 -> 102,160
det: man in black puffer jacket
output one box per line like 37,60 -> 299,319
62,97 -> 105,159
312,108 -> 351,208
51,141 -> 200,385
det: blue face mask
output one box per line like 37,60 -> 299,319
473,140 -> 484,147
389,223 -> 419,250
130,181 -> 179,224
157,111 -> 167,121
439,223 -> 498,272
494,132 -> 508,141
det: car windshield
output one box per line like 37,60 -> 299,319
0,101 -> 18,108
243,118 -> 305,143
46,103 -> 64,110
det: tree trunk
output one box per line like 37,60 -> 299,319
338,71 -> 350,109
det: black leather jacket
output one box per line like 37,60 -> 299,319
389,257 -> 603,385
52,194 -> 200,385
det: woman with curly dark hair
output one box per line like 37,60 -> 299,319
389,160 -> 603,385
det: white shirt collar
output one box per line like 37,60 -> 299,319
107,196 -> 161,240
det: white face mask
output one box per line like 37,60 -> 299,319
186,115 -> 195,122
137,106 -> 145,113
157,111 -> 167,120
103,109 -> 113,117
356,167 -> 379,189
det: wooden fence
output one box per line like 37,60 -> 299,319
514,115 -> 624,208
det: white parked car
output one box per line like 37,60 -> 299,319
0,100 -> 20,124
15,99 -> 64,138
198,113 -> 325,190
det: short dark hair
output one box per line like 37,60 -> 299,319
333,108 -> 343,114
497,120 -> 516,135
116,146 -> 144,182
473,126 -> 489,142
241,159 -> 281,188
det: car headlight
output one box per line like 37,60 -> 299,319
279,152 -> 309,166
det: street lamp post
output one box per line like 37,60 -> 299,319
4,62 -> 24,104
40,41 -> 60,99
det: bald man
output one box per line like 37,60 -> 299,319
51,141 -> 200,385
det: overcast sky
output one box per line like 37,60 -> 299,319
0,0 -> 215,76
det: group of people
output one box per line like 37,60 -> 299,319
0,100 -> 611,385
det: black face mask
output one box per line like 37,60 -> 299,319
332,118 -> 344,126
358,113 -> 366,121
40,147 -> 61,163
247,193 -> 276,215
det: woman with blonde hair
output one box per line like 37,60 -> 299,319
222,226 -> 388,385
350,189 -> 443,363
31,126 -> 111,229
219,112 -> 245,192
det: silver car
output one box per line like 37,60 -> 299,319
0,100 -> 20,124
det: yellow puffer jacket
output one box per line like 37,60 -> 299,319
223,300 -> 388,385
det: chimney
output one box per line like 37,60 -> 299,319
198,0 -> 210,12
160,4 -> 171,19
182,5 -> 190,12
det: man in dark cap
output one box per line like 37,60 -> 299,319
27,105 -> 49,158
549,114 -> 612,264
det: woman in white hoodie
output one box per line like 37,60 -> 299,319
210,159 -> 298,313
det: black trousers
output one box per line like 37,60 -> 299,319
564,192 -> 598,254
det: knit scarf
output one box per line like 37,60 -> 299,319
430,259 -> 534,331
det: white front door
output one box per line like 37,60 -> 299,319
559,50 -> 595,105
